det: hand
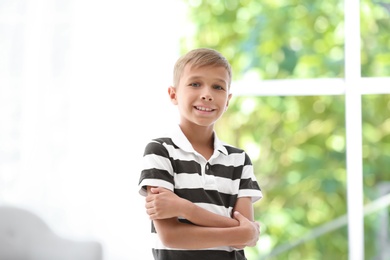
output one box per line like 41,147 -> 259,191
233,211 -> 260,247
145,187 -> 184,220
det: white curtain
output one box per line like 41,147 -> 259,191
0,0 -> 185,259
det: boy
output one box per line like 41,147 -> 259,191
138,48 -> 263,260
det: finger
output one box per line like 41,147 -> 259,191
145,201 -> 153,209
146,208 -> 156,216
150,187 -> 161,194
148,210 -> 161,220
233,211 -> 243,221
145,194 -> 155,203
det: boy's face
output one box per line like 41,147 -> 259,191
168,64 -> 232,128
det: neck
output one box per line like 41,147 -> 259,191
179,124 -> 214,159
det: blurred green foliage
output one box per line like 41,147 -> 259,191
181,0 -> 345,80
180,0 -> 390,259
362,94 -> 390,260
361,1 -> 390,76
216,95 -> 349,259
181,0 -> 390,79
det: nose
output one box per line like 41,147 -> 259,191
201,92 -> 213,101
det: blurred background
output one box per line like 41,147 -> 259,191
0,0 -> 389,260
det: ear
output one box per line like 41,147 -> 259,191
225,93 -> 232,111
168,86 -> 178,105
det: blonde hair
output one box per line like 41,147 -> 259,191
173,48 -> 232,88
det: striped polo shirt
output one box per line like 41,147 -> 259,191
138,125 -> 263,260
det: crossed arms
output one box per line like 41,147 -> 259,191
145,186 -> 260,249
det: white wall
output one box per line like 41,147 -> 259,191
0,0 -> 185,259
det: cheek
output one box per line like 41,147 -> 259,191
217,95 -> 229,106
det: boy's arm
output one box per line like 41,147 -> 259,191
231,196 -> 257,249
146,186 -> 260,249
152,208 -> 259,249
233,196 -> 255,222
145,186 -> 239,228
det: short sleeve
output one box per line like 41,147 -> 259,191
138,140 -> 175,196
238,153 -> 263,203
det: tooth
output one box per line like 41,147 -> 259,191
196,106 -> 212,111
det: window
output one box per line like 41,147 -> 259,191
182,0 -> 390,259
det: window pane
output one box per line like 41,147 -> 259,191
181,0 -> 344,80
362,94 -> 390,259
216,95 -> 348,259
361,0 -> 390,77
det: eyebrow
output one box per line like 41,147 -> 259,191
187,76 -> 228,85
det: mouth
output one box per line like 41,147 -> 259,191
194,106 -> 215,112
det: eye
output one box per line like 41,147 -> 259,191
189,82 -> 201,87
213,85 -> 225,90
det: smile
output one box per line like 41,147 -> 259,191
195,106 -> 214,112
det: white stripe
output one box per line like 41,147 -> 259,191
139,179 -> 174,196
164,141 -> 248,168
242,165 -> 256,180
239,189 -> 263,202
195,202 -> 233,217
143,153 -> 173,173
164,143 -> 196,161
174,173 -> 241,193
174,173 -> 203,188
212,177 -> 240,195
210,152 -> 246,167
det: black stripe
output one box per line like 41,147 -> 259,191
152,248 -> 246,260
173,159 -> 201,175
243,152 -> 253,165
207,164 -> 242,180
139,168 -> 174,186
224,145 -> 245,155
175,188 -> 237,208
240,178 -> 261,191
153,137 -> 178,148
144,141 -> 170,157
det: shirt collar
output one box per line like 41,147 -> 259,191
171,124 -> 228,156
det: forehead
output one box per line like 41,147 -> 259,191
182,64 -> 230,84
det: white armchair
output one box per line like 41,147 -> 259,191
0,205 -> 103,260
